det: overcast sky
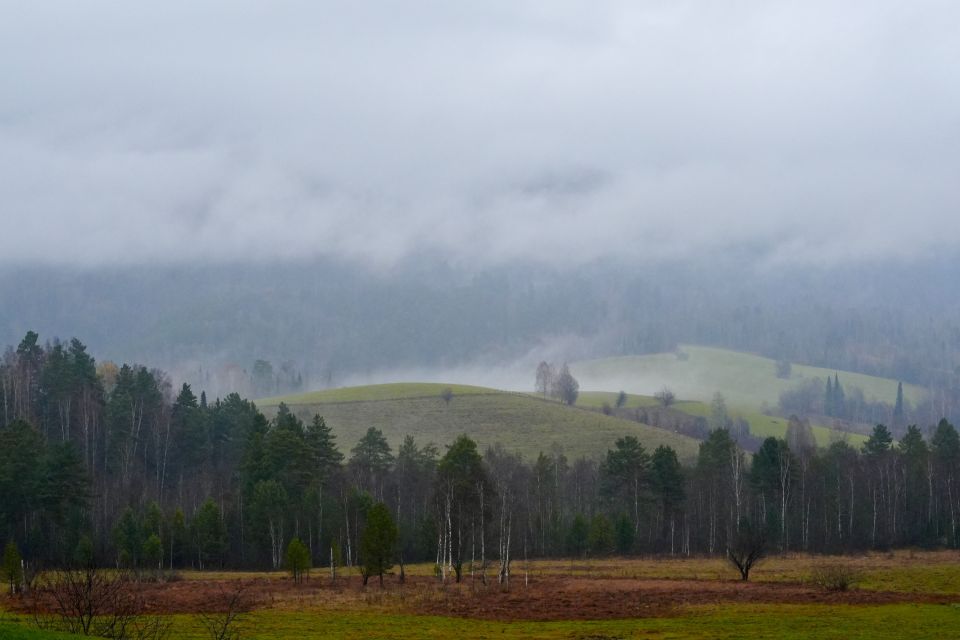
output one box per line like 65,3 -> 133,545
2,1 -> 958,269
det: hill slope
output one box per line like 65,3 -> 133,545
572,345 -> 925,411
259,383 -> 700,461
574,391 -> 867,447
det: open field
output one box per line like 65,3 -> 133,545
258,383 -> 496,405
259,384 -> 700,460
572,344 -> 926,411
673,401 -> 868,447
570,392 -> 867,447
4,551 -> 960,639
258,345 -> 907,459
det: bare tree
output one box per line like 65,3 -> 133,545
726,520 -> 767,581
534,362 -> 554,398
654,387 -> 676,407
198,581 -> 250,640
31,565 -> 170,639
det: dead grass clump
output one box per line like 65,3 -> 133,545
810,564 -> 861,592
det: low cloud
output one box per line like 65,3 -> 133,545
2,1 -> 958,268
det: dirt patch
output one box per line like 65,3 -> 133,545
9,574 -> 399,616
9,572 -> 956,622
410,575 -> 957,621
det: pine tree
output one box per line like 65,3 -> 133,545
614,513 -> 634,555
588,514 -> 614,555
893,382 -> 905,428
833,374 -> 845,419
825,376 -> 834,417
306,415 -> 343,481
863,424 -> 893,456
191,498 -> 226,570
350,427 -> 394,498
285,537 -> 311,584
566,515 -> 589,556
360,503 -> 397,587
2,541 -> 23,595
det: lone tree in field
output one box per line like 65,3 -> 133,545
554,364 -> 579,406
615,390 -> 628,409
360,502 -> 397,587
726,519 -> 767,581
535,361 -> 554,398
654,387 -> 676,407
440,387 -> 454,405
285,537 -> 311,584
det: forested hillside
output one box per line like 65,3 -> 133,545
2,257 -> 959,424
3,331 -> 960,580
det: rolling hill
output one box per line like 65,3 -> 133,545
572,345 -> 925,412
572,391 -> 867,447
258,383 -> 700,461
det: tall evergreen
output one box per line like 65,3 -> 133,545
833,374 -> 845,419
360,502 -> 397,587
893,382 -> 905,427
825,376 -> 834,416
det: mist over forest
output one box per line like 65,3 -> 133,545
3,254 -> 959,408
6,4 -> 960,637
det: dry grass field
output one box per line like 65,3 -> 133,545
4,551 -> 960,639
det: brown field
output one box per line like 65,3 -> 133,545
12,551 -> 960,622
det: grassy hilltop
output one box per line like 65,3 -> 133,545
259,383 -> 700,461
259,345 -> 922,458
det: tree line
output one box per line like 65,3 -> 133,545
779,374 -> 918,436
2,332 -> 960,585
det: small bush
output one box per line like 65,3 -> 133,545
810,563 -> 861,592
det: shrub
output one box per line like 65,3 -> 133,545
810,563 -> 861,592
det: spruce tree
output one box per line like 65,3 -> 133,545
893,382 -> 905,427
360,503 -> 397,587
285,537 -> 311,584
833,374 -> 845,419
2,541 -> 23,595
825,376 -> 834,417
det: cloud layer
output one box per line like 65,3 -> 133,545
2,1 -> 958,267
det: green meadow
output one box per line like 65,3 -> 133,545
572,344 -> 925,411
260,384 -> 700,461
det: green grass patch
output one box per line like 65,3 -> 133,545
573,391 -> 864,447
574,391 -> 661,409
8,605 -> 957,640
0,620 -> 78,639
860,565 -> 960,595
573,344 -> 925,411
259,382 -> 495,405
260,391 -> 700,461
674,401 -> 866,447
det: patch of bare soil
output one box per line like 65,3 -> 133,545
9,573 -> 955,622
410,576 -> 956,621
10,574 -> 396,616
